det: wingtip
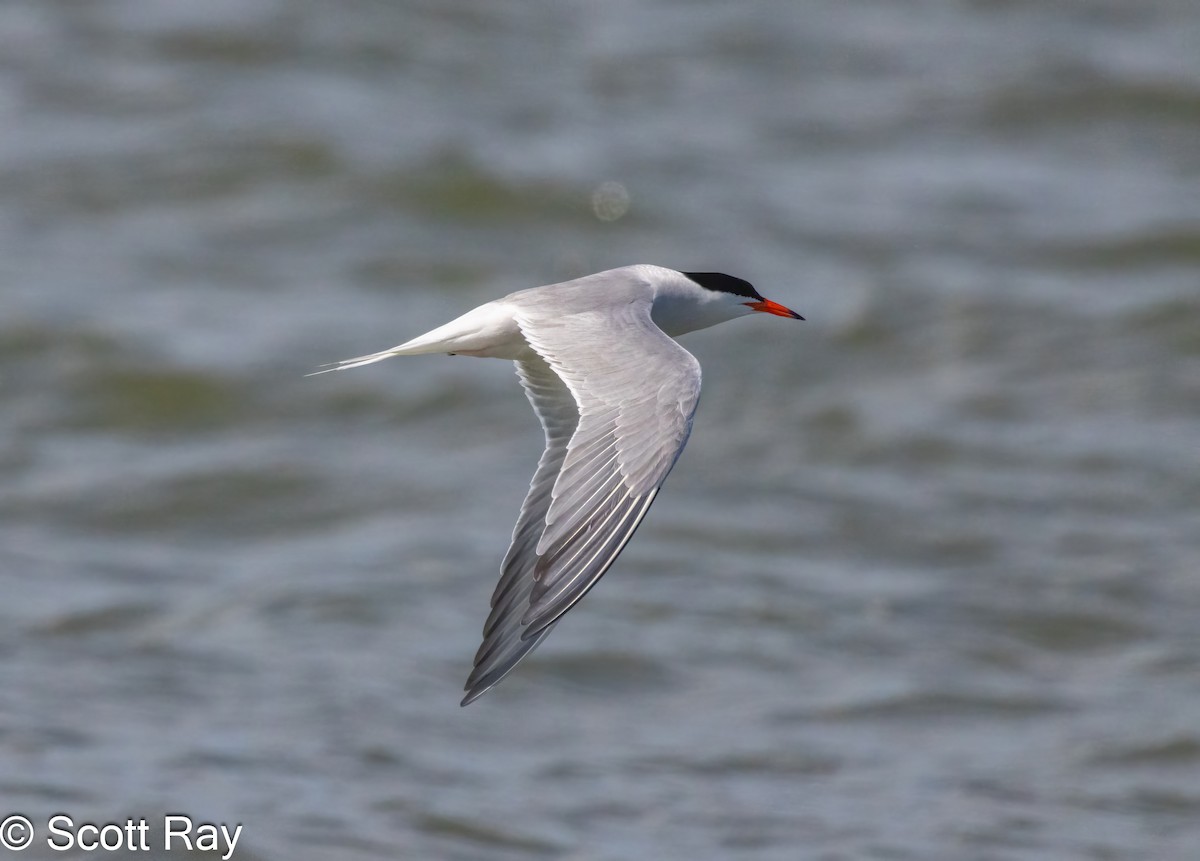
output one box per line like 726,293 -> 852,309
460,682 -> 491,707
461,663 -> 503,706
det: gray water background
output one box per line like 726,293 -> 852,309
2,1 -> 1199,858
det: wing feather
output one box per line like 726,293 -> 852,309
461,292 -> 701,705
461,356 -> 574,705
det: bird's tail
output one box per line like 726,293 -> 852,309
309,332 -> 461,373
307,301 -> 519,375
304,350 -> 398,376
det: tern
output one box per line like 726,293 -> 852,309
315,265 -> 803,704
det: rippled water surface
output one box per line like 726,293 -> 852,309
3,1 -> 1199,858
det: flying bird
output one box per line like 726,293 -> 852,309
314,265 -> 803,704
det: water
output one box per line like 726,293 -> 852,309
2,1 -> 1199,858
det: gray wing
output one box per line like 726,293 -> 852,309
462,354 -> 577,705
461,296 -> 702,705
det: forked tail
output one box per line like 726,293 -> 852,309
307,300 -> 520,375
305,346 -> 412,376
306,323 -> 472,375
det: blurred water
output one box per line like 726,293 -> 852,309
2,0 -> 1199,859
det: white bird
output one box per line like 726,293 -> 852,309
315,265 -> 802,705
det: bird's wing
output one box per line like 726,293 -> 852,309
462,297 -> 701,704
462,353 -> 577,705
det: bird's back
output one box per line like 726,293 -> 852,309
504,266 -> 664,316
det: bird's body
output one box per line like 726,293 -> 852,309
316,265 -> 802,704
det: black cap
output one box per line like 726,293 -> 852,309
682,272 -> 763,302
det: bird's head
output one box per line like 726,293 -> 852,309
649,269 -> 803,336
682,271 -> 804,321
